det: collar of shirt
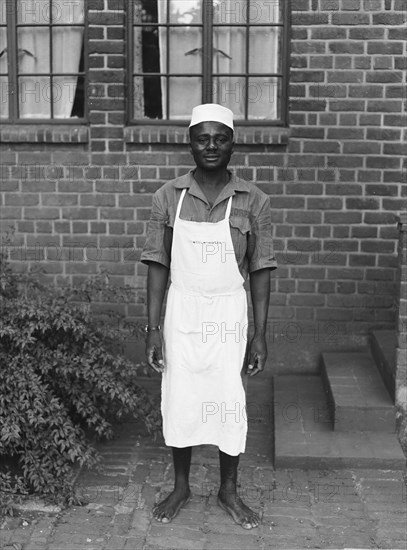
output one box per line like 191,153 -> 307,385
173,169 -> 250,210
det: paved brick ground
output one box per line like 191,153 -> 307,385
1,374 -> 406,550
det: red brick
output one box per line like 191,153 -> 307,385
5,194 -> 39,206
88,11 -> 125,25
324,212 -> 362,224
285,211 -> 322,225
343,142 -> 381,154
354,56 -> 371,69
365,184 -> 399,196
358,170 -> 382,183
383,143 -> 407,155
89,70 -> 125,83
361,241 -> 396,254
290,99 -> 327,111
284,183 -> 324,196
292,13 -> 329,25
367,100 -> 403,112
326,268 -> 364,280
386,85 -> 407,99
351,227 -> 377,238
62,208 -> 98,220
327,156 -> 363,168
289,295 -> 325,306
348,27 -> 385,39
107,27 -> 125,39
307,198 -> 343,209
372,13 -> 404,24
364,212 -> 397,224
348,85 -> 383,98
383,198 -> 407,210
331,12 -> 370,24
327,128 -> 364,139
332,226 -> 350,239
329,100 -> 365,110
335,56 -> 352,69
328,42 -> 364,54
366,71 -> 403,83
42,194 -> 78,207
367,157 -> 401,169
367,42 -> 404,55
303,141 -> 341,153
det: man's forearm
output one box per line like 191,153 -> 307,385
147,262 -> 170,326
249,268 -> 271,335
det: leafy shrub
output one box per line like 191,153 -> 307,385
0,231 -> 160,514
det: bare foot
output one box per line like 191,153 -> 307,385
153,486 -> 191,523
217,487 -> 260,529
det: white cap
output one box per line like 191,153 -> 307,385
189,103 -> 234,131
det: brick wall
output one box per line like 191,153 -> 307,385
1,0 -> 406,341
396,213 -> 407,407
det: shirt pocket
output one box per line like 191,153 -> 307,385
229,216 -> 250,261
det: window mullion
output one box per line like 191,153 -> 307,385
202,0 -> 213,103
245,0 -> 250,120
6,2 -> 18,121
166,0 -> 170,119
281,0 -> 290,126
50,0 -> 54,119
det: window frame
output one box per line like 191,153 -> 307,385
1,1 -> 88,124
127,0 -> 291,127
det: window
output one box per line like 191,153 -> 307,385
0,0 -> 86,122
129,0 -> 289,125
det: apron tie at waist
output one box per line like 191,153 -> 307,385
171,282 -> 244,299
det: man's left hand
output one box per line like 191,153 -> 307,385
246,334 -> 267,376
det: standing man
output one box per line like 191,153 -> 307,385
140,103 -> 276,529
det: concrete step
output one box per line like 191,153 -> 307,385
321,351 -> 396,433
370,329 -> 397,402
274,375 -> 406,469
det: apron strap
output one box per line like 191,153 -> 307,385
176,189 -> 233,221
224,195 -> 233,220
175,188 -> 187,220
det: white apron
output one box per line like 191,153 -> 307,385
162,188 -> 248,456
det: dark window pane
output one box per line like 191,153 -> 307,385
71,74 -> 85,118
133,75 -> 163,119
133,26 -> 164,73
133,0 -> 159,24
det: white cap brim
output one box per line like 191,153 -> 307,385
189,103 -> 234,131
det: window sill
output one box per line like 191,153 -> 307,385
124,125 -> 290,145
0,125 -> 89,144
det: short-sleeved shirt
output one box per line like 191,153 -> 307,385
140,169 -> 277,280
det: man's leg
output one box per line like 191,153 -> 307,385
217,450 -> 260,529
153,446 -> 192,523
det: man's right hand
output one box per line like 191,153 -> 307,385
146,330 -> 165,373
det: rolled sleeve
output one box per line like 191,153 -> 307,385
140,191 -> 171,268
248,197 -> 277,273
